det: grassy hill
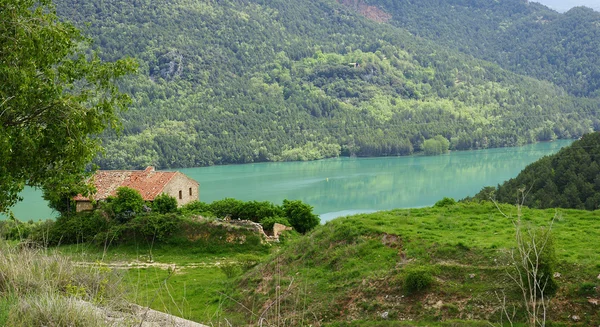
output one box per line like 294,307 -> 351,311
3,201 -> 598,325
226,202 -> 599,326
51,0 -> 599,169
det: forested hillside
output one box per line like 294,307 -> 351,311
473,132 -> 600,210
358,0 -> 600,97
54,0 -> 600,169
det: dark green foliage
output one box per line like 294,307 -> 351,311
111,187 -> 145,222
434,197 -> 456,208
125,213 -> 180,242
364,0 -> 600,97
282,199 -> 320,234
404,269 -> 434,294
259,216 -> 290,232
47,212 -> 109,245
237,201 -> 284,223
577,282 -> 597,296
47,0 -> 600,171
152,193 -> 178,214
481,133 -> 600,210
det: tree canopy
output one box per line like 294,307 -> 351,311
0,0 -> 136,212
47,0 -> 600,170
472,132 -> 600,210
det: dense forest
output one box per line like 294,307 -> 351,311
53,0 -> 600,169
360,0 -> 600,97
471,132 -> 600,210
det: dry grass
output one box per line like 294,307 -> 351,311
0,241 -> 129,326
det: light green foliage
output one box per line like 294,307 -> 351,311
152,193 -> 178,214
0,0 -> 136,212
282,199 -> 320,234
423,135 -> 450,155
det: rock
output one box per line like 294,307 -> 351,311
381,311 -> 389,319
469,274 -> 476,279
553,272 -> 561,278
571,315 -> 580,322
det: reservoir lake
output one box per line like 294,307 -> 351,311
3,139 -> 573,222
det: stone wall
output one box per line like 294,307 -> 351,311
75,201 -> 94,212
162,172 -> 199,207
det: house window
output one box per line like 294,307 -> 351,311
179,190 -> 182,200
189,187 -> 192,196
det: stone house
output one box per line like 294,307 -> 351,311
73,166 -> 199,212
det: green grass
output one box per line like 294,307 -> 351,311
40,202 -> 600,326
225,202 -> 600,325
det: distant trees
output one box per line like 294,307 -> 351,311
475,132 -> 600,210
46,0 -> 599,171
423,135 -> 450,155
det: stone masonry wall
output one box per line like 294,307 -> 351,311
162,172 -> 199,207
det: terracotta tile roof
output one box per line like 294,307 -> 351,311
74,166 -> 177,202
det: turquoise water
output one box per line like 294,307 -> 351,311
3,140 -> 573,222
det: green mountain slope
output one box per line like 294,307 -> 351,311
54,0 -> 600,169
476,132 -> 600,210
356,0 -> 600,97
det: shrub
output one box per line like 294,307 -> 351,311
577,282 -> 597,296
153,193 -> 178,214
282,199 -> 320,234
210,198 -> 244,218
129,213 -> 181,242
180,200 -> 211,215
404,269 -> 434,294
220,262 -> 241,279
434,197 -> 456,208
48,212 -> 109,245
259,216 -> 290,232
237,201 -> 284,222
110,187 -> 145,223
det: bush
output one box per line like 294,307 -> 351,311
129,213 -> 181,242
48,212 -> 109,245
404,269 -> 434,294
220,262 -> 241,279
282,199 -> 320,234
210,198 -> 244,218
577,282 -> 597,296
237,201 -> 284,222
259,216 -> 290,232
111,187 -> 145,223
180,200 -> 211,215
434,197 -> 456,208
153,193 -> 178,214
